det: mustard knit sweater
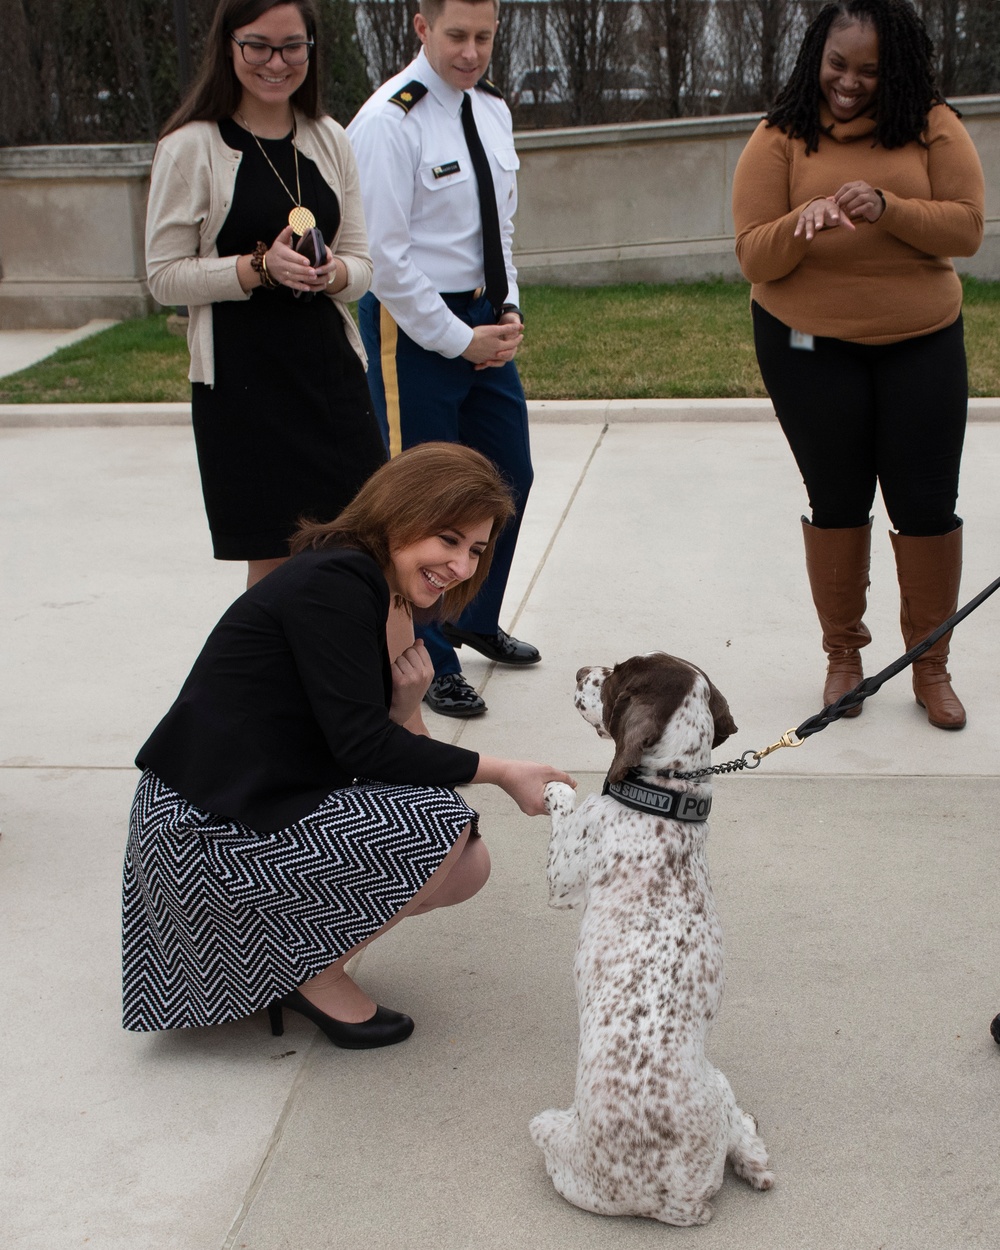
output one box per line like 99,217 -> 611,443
731,103 -> 985,344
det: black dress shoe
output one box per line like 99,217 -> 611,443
423,672 -> 487,717
268,988 -> 414,1049
439,624 -> 541,665
992,1013 -> 1000,1045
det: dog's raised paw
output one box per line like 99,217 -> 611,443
544,781 -> 576,816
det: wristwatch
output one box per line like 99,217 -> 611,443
500,303 -> 524,325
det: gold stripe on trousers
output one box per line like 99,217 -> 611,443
379,304 -> 403,460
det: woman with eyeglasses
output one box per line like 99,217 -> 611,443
145,0 -> 386,591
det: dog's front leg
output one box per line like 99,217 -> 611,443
543,782 -> 588,909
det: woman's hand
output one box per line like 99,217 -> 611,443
474,756 -> 577,816
318,246 -> 348,295
833,180 -> 886,224
389,639 -> 435,726
793,196 -> 856,241
264,225 -> 328,293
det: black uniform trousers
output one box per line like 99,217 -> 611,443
359,290 -> 533,677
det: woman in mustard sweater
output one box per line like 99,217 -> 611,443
732,0 -> 984,730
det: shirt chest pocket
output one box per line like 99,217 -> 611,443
493,147 -> 520,175
419,161 -> 472,191
491,147 -> 519,203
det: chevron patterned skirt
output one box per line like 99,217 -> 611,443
122,769 -> 478,1031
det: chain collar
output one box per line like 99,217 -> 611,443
658,750 -> 763,781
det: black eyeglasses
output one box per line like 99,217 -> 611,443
230,35 -> 314,66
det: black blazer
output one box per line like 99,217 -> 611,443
137,547 -> 479,830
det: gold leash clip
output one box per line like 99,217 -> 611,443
754,729 -> 804,761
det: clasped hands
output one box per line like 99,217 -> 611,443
461,314 -> 524,371
793,180 -> 885,241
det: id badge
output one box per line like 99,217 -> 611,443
790,329 -> 815,351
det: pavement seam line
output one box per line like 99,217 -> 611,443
0,764 -> 136,770
446,422 -> 609,748
220,1034 -> 324,1250
506,422 -> 610,636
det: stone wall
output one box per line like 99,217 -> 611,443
0,98 -> 997,328
0,144 -> 155,330
513,96 -> 1000,285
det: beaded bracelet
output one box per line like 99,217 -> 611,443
250,240 -> 276,289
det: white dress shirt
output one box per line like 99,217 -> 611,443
348,49 -> 521,359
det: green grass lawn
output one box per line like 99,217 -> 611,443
519,280 -> 769,399
0,313 -> 192,404
960,277 -> 1000,398
2,278 -> 998,403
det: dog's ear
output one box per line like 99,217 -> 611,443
707,679 -> 738,748
686,660 -> 738,747
607,698 -> 665,782
604,669 -> 667,782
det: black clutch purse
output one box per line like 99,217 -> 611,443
293,227 -> 326,301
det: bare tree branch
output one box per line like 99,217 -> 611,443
3,1 -> 999,145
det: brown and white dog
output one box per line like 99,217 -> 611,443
530,652 -> 774,1225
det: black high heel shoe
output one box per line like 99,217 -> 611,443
267,988 -> 414,1050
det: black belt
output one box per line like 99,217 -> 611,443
440,287 -> 485,302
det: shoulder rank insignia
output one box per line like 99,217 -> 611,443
388,80 -> 428,113
475,78 -> 504,100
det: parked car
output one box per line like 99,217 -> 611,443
512,67 -> 565,106
512,66 -> 651,107
598,69 -> 651,101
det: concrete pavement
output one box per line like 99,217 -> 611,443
2,402 -> 999,1249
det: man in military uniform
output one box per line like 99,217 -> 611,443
348,0 -> 538,719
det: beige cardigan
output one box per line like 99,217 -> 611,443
145,111 -> 372,385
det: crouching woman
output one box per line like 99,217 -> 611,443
122,443 -> 573,1048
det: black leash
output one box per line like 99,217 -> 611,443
794,572 -> 1000,740
669,573 -> 1000,779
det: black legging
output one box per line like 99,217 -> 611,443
752,301 -> 967,536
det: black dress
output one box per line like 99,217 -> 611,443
191,118 -> 387,560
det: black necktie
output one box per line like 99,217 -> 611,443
460,91 -> 508,317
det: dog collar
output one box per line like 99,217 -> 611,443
602,769 -> 712,821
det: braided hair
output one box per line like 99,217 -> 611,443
766,0 -> 948,153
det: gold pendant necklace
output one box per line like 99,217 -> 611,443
237,112 -> 316,234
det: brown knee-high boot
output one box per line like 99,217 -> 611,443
888,523 -> 966,731
801,518 -> 872,717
